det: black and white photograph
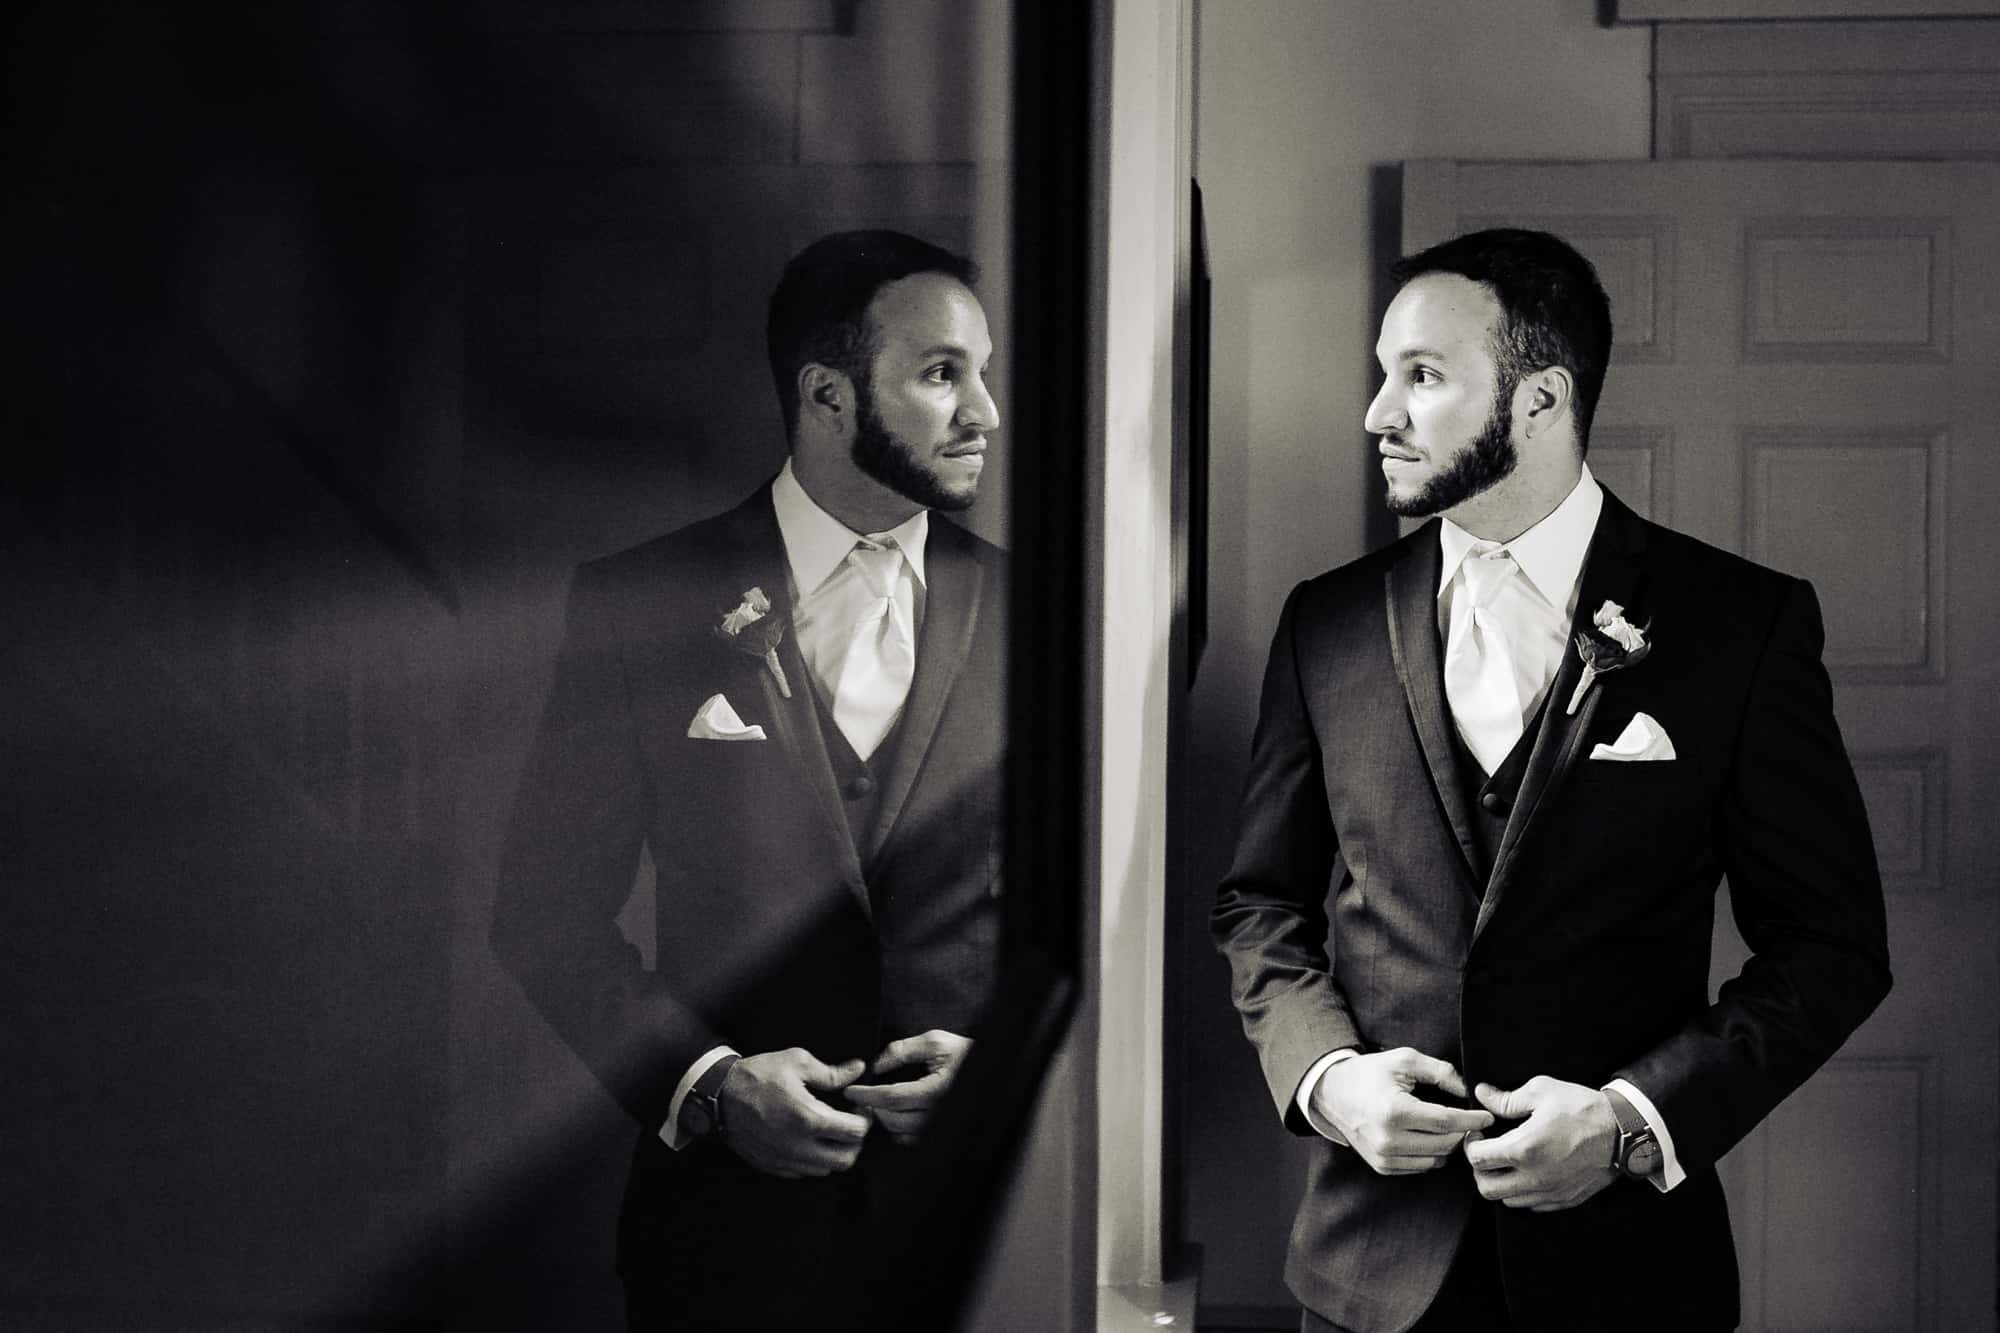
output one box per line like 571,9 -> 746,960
5,2 -> 1995,1330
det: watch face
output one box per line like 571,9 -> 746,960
1626,1139 -> 1662,1176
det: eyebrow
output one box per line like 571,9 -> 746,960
916,343 -> 974,361
1393,346 -> 1451,364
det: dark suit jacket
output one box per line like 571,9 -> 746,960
492,484 -> 1006,1322
1213,489 -> 1890,1333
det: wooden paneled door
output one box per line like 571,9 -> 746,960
1404,160 -> 2000,1332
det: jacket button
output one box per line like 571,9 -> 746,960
1479,791 -> 1505,814
845,774 -> 875,800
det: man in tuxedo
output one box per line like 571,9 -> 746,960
493,229 -> 1007,1328
1212,228 -> 1891,1332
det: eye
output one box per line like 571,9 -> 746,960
1410,365 -> 1440,386
923,363 -> 956,384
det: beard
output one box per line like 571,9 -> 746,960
1384,382 -> 1519,518
848,379 -> 979,512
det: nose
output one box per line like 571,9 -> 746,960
960,373 -> 1000,433
1364,379 -> 1405,436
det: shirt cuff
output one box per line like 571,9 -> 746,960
1605,1077 -> 1685,1192
1295,1048 -> 1360,1146
660,1045 -> 740,1151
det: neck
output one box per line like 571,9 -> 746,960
791,441 -> 924,534
1445,452 -> 1583,543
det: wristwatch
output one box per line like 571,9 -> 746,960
681,1053 -> 742,1142
1605,1087 -> 1661,1180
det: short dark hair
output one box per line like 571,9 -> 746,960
1389,228 -> 1612,449
766,229 -> 979,440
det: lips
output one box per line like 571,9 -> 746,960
941,441 -> 986,459
1379,443 -> 1419,463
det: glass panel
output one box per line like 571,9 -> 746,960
1,4 -> 1081,1327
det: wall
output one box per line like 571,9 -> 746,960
1183,2 -> 1652,1317
1095,0 -> 1193,1294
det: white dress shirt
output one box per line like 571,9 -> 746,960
1436,463 -> 1602,724
770,459 -> 929,722
1296,465 -> 1685,1192
661,462 -> 929,1149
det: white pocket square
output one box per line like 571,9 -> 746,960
1589,711 -> 1675,762
687,692 -> 766,742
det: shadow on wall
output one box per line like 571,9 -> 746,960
2,2 -> 1004,1326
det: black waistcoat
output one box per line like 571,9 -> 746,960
1448,688 -> 1554,888
810,682 -> 905,871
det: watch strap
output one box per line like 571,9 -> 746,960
1604,1086 -> 1656,1178
685,1052 -> 742,1140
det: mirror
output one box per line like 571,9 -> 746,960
3,3 -> 1082,1327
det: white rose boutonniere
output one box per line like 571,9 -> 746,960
1565,599 -> 1651,716
715,586 -> 791,698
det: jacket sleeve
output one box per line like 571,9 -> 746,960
1212,582 -> 1364,1134
1614,577 -> 1892,1171
490,562 -> 723,1131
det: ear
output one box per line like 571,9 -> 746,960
1517,366 -> 1574,440
797,363 -> 854,430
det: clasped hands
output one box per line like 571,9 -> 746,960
1311,1047 -> 1620,1212
718,1029 -> 970,1179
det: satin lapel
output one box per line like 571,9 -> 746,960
870,523 -> 984,858
1384,526 -> 1483,891
1475,491 -> 1650,942
721,491 -> 870,914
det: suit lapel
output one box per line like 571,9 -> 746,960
1475,490 -> 1651,941
719,489 -> 870,914
869,520 -> 984,859
1384,525 -> 1484,892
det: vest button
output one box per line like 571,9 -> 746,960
845,774 -> 876,800
1479,791 -> 1506,814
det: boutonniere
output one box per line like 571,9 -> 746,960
1566,600 -> 1651,715
714,586 -> 791,698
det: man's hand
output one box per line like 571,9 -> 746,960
1311,1047 -> 1494,1176
842,1029 -> 971,1144
1463,1077 -> 1620,1212
717,1048 -> 872,1179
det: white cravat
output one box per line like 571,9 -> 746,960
1444,541 -> 1525,774
830,536 -> 915,760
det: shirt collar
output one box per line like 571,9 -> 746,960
1437,463 -> 1603,612
771,458 -> 930,598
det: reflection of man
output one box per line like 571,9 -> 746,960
1214,229 -> 1890,1332
494,230 -> 1007,1328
